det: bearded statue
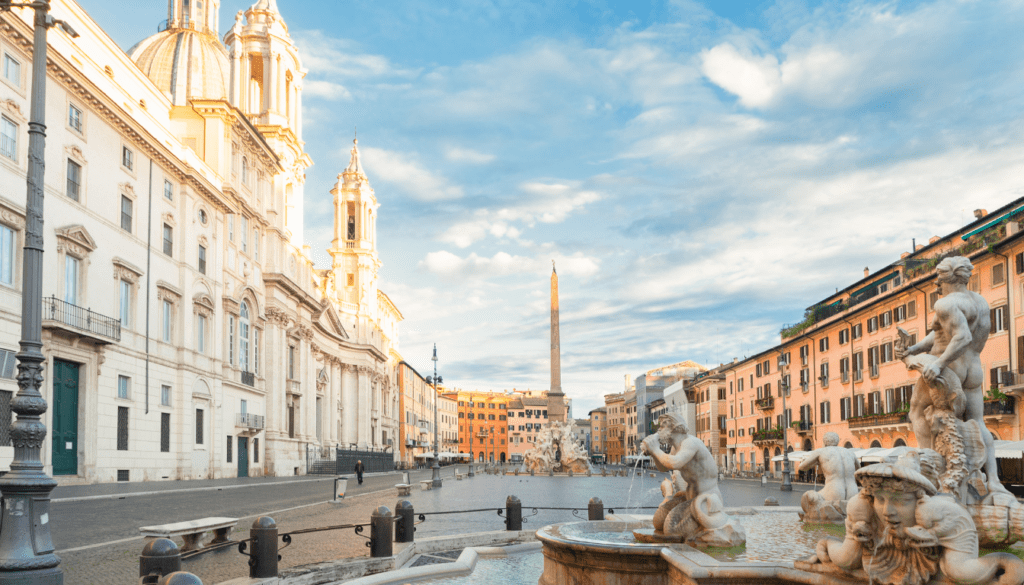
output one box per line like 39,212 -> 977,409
798,450 -> 1024,585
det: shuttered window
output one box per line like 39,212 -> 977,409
161,413 -> 170,452
1016,252 -> 1024,275
117,406 -> 129,451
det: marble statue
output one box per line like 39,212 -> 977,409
897,256 -> 1007,497
522,421 -> 589,473
798,450 -> 1024,585
798,431 -> 858,523
639,412 -> 745,547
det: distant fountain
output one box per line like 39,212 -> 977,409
521,420 -> 590,473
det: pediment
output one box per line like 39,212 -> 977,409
55,225 -> 97,256
317,300 -> 349,340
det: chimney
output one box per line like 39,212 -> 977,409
929,236 -> 940,244
974,209 -> 988,219
733,357 -> 738,363
916,244 -> 924,251
900,252 -> 910,259
864,267 -> 870,277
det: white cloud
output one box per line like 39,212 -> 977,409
439,181 -> 601,248
303,80 -> 353,100
444,146 -> 495,164
700,44 -> 781,108
420,250 -> 599,279
294,31 -> 416,79
361,147 -> 464,201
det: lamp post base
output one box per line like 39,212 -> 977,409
0,566 -> 63,585
780,462 -> 793,492
431,461 -> 442,488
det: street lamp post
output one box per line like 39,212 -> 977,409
0,2 -> 77,583
779,354 -> 793,492
425,345 -> 442,488
467,407 -> 474,477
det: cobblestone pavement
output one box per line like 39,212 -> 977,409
57,472 -> 812,585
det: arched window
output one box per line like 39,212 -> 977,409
241,157 -> 249,185
844,442 -> 853,449
870,440 -> 881,448
893,438 -> 907,447
240,301 -> 251,371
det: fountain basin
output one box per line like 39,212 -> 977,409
536,510 -> 863,585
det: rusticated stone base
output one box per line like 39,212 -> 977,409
798,490 -> 846,524
968,491 -> 1024,546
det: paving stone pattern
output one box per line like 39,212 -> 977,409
57,470 -> 811,585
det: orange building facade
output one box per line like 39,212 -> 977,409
444,389 -> 511,463
689,201 -> 1024,475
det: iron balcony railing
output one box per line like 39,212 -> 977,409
236,413 -> 265,429
983,398 -> 1015,416
755,397 -> 775,411
752,429 -> 784,443
847,411 -> 909,429
43,296 -> 121,342
241,371 -> 255,387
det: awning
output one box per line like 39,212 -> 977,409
771,450 -> 810,463
860,446 -> 912,463
993,440 -> 1024,459
625,455 -> 651,462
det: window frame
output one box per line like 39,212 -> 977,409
120,194 -> 133,233
121,145 -> 134,173
66,158 -> 82,201
0,115 -> 18,162
2,52 -> 22,89
67,102 -> 84,135
117,374 -> 131,400
0,223 -> 15,287
162,223 -> 173,257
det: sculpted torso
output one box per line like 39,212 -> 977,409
803,446 -> 858,501
929,291 -> 988,391
670,436 -> 722,500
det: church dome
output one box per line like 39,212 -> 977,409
128,28 -> 230,106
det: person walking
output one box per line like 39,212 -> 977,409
354,459 -> 365,485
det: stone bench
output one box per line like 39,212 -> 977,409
395,484 -> 412,496
420,480 -> 433,491
139,517 -> 237,552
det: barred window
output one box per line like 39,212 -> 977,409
160,413 -> 170,452
117,406 -> 129,450
195,408 -> 204,444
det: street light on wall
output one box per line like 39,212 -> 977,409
425,344 -> 443,488
0,2 -> 79,583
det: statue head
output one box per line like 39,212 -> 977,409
823,431 -> 840,447
936,256 -> 973,286
657,412 -> 689,443
856,451 -> 936,535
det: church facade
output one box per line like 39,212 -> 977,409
0,0 -> 402,483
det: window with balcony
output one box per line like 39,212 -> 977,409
64,256 -> 79,305
119,279 -> 131,328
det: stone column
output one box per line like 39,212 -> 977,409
358,366 -> 370,447
342,364 -> 357,445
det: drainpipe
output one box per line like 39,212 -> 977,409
994,251 -> 1015,425
145,160 -> 153,414
841,314 -> 856,422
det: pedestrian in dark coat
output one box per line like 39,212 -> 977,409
355,460 -> 365,484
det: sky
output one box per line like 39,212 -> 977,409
83,0 -> 1024,416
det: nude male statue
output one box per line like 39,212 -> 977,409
641,412 -> 742,544
895,256 -> 1006,495
799,431 -> 859,502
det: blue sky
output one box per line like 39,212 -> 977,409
83,0 -> 1024,415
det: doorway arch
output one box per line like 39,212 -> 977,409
478,452 -> 484,462
774,447 -> 782,474
844,442 -> 853,448
803,439 -> 813,452
500,452 -> 506,463
894,438 -> 907,447
870,440 -> 882,448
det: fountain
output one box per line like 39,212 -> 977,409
534,257 -> 1024,585
521,420 -> 591,474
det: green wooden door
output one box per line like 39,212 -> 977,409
52,360 -> 79,476
237,437 -> 248,477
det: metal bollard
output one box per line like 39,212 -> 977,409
514,468 -> 519,476
568,469 -> 574,477
140,538 -> 181,582
588,497 -> 604,521
548,469 -> 554,476
395,500 -> 415,543
370,506 -> 394,558
602,467 -> 607,477
530,469 -> 535,476
505,495 -> 523,531
249,516 -> 279,579
156,572 -> 204,585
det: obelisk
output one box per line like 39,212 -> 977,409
548,261 -> 566,422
